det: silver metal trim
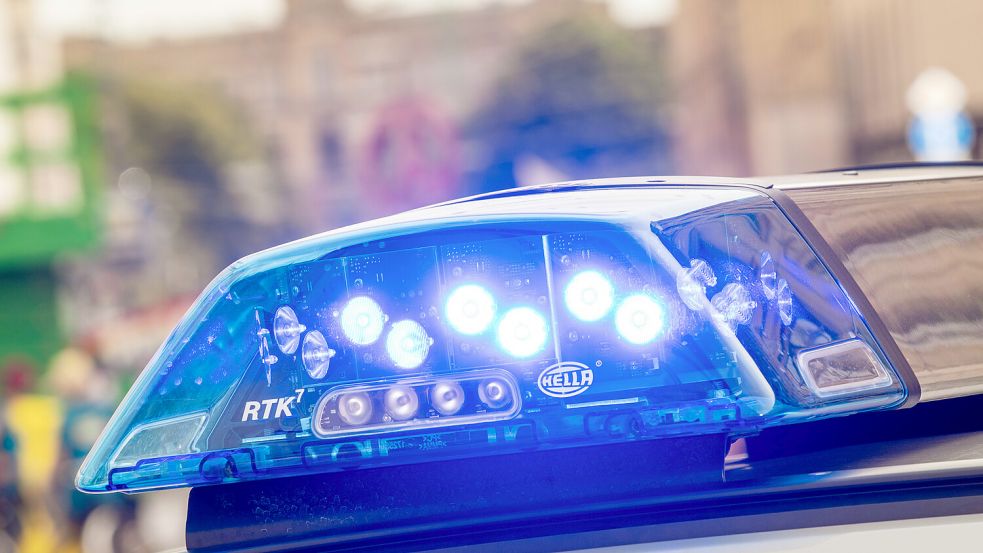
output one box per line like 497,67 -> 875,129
781,175 -> 983,401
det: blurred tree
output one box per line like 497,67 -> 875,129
467,15 -> 673,192
116,78 -> 290,267
56,76 -> 293,359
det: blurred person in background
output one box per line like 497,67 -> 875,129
45,347 -> 141,553
0,362 -> 31,552
0,421 -> 20,553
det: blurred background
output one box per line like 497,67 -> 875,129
0,0 -> 981,551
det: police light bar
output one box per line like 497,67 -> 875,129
77,179 -> 917,493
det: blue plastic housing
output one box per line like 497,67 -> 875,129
77,185 -> 908,493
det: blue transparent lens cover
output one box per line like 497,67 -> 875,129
77,186 -> 908,493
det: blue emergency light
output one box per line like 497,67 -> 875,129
76,182 -> 910,493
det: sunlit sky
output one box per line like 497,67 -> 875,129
35,0 -> 677,41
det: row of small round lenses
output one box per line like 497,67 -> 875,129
336,378 -> 511,426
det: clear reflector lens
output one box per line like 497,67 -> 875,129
760,252 -> 777,300
710,283 -> 756,328
431,380 -> 465,415
445,284 -> 496,335
797,339 -> 892,397
564,270 -> 615,322
497,307 -> 549,358
615,294 -> 666,345
338,392 -> 373,426
384,385 -> 419,420
273,306 -> 306,354
776,278 -> 793,326
301,330 -> 335,380
341,296 -> 386,345
478,377 -> 512,408
676,258 -> 717,311
386,320 -> 432,369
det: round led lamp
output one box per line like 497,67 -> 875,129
564,270 -> 615,322
341,296 -> 386,345
615,294 -> 666,345
386,320 -> 433,369
445,284 -> 496,335
496,307 -> 548,358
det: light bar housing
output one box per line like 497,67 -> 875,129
77,180 -> 913,493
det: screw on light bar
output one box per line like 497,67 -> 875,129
313,370 -> 521,439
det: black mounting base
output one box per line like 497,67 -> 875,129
185,434 -> 727,552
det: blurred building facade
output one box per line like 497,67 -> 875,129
56,0 -> 983,361
670,0 -> 983,176
48,0 -> 983,349
57,0 -> 672,373
64,0 -> 613,231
